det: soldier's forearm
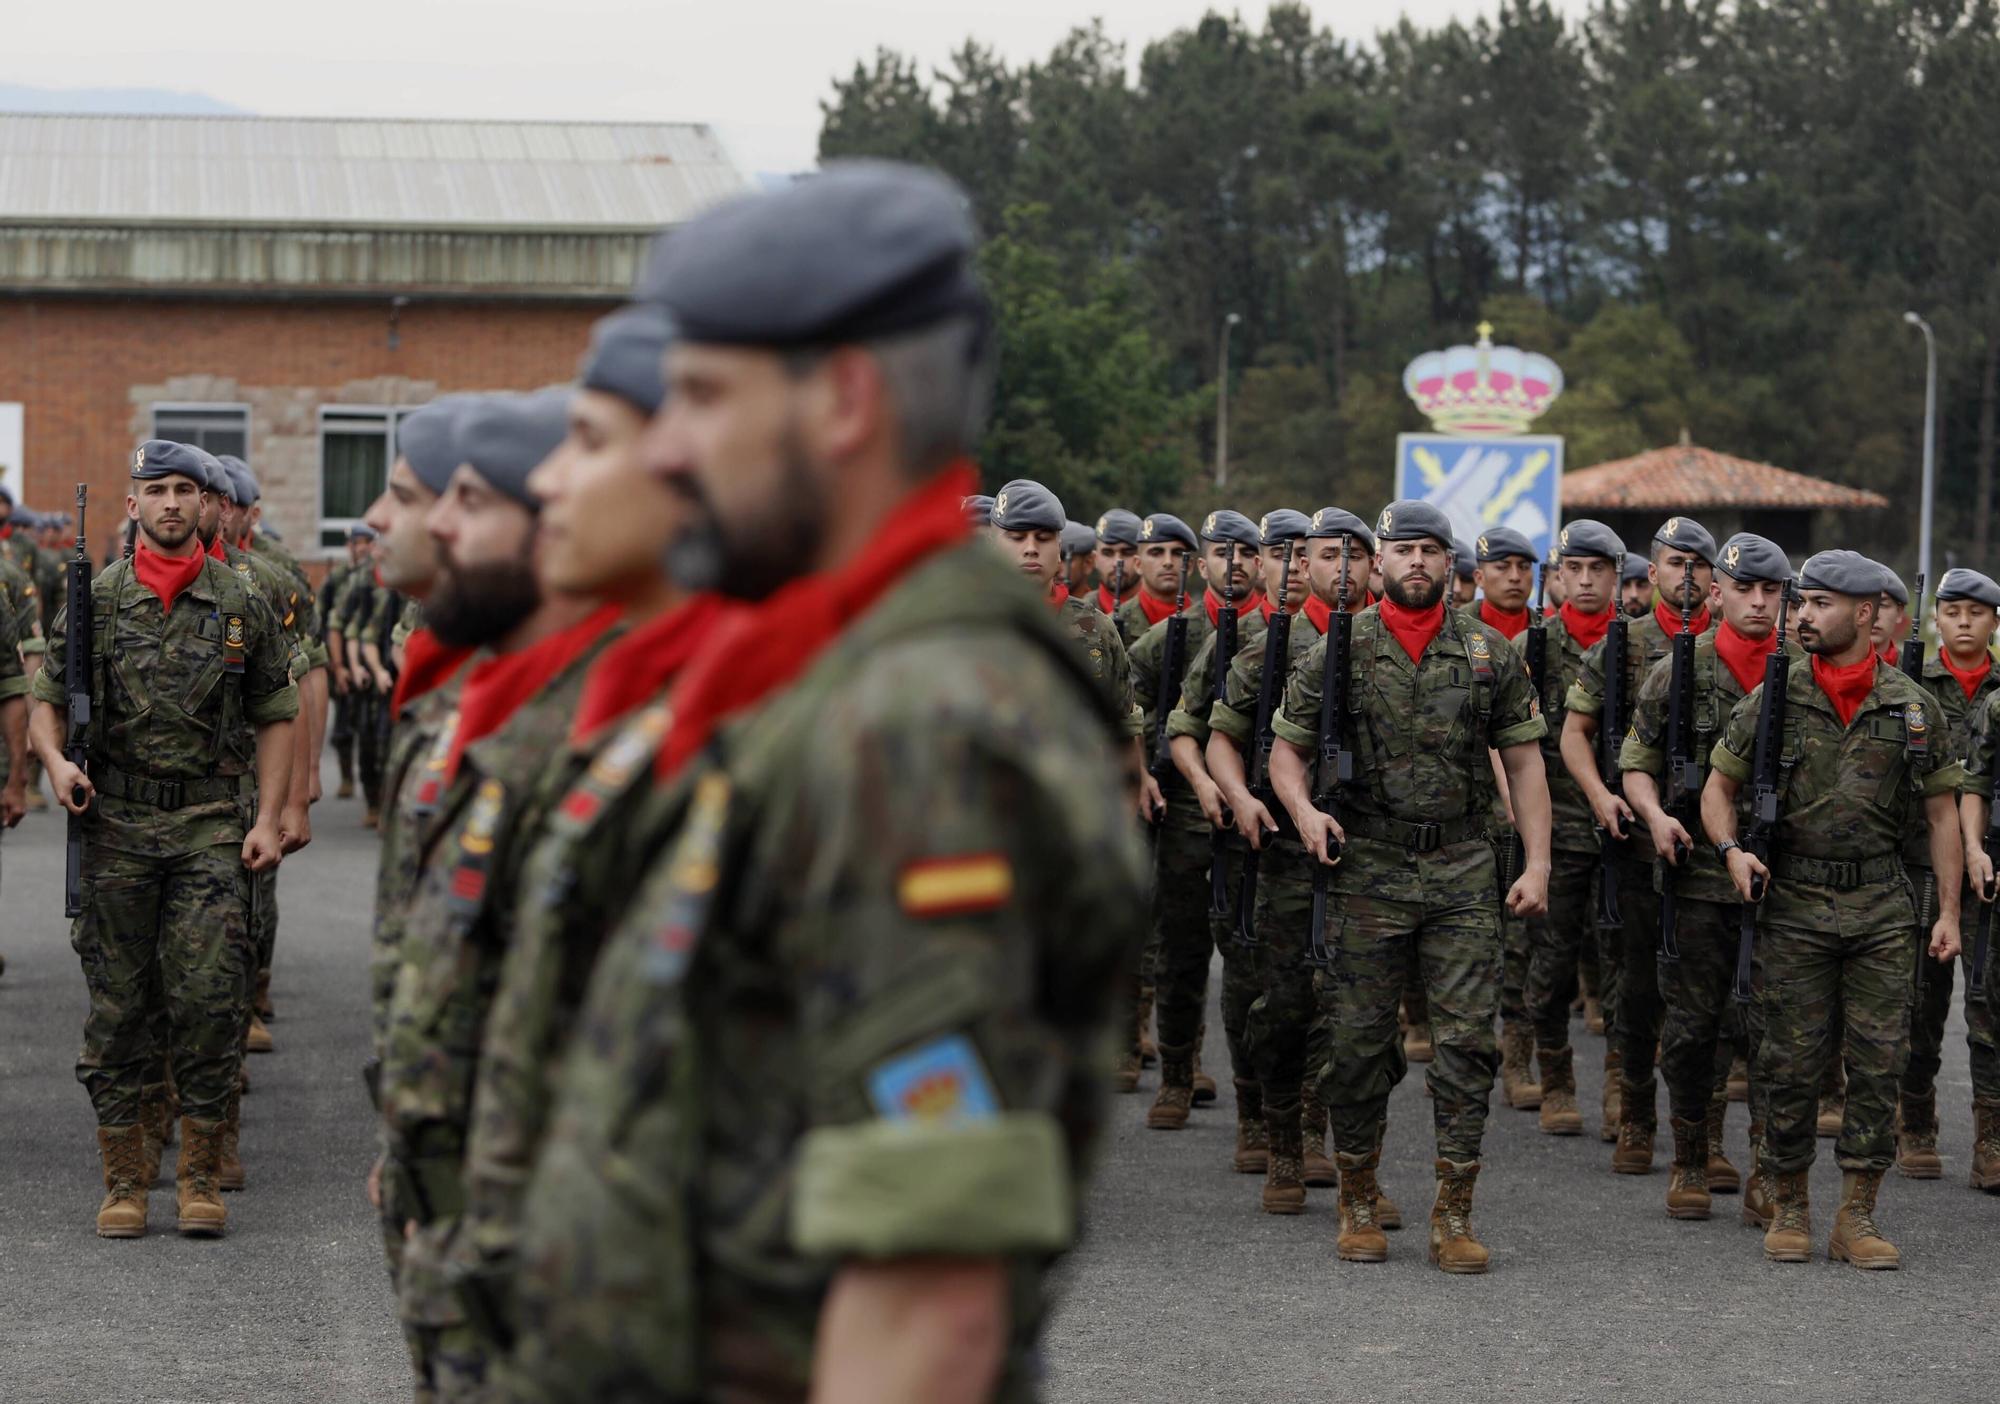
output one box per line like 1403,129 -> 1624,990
253,720 -> 295,826
1498,744 -> 1552,868
1622,770 -> 1667,829
811,1258 -> 1007,1404
27,698 -> 65,772
1558,712 -> 1607,801
1928,793 -> 1964,922
1962,796 -> 1991,868
1198,733 -> 1246,808
1269,738 -> 1316,830
1168,732 -> 1212,793
1700,773 -> 1741,848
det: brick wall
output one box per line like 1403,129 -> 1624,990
0,296 -> 608,554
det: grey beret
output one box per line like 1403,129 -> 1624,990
1308,507 -> 1377,552
580,303 -> 672,414
130,439 -> 211,487
1474,526 -> 1536,564
1798,548 -> 1886,598
1060,520 -> 1096,560
1937,568 -> 2000,607
1716,533 -> 1791,584
1622,552 -> 1652,585
10,508 -> 39,529
349,523 -> 379,542
1259,509 -> 1313,546
1374,499 -> 1454,548
961,494 -> 994,527
262,523 -> 286,543
991,479 -> 1065,534
1454,538 -> 1477,579
1141,513 -> 1198,551
1095,508 -> 1142,547
637,160 -> 986,350
182,447 -> 225,493
1201,509 -> 1260,549
1653,515 -> 1718,564
399,397 -> 473,496
215,455 -> 259,503
456,389 -> 571,509
1558,519 -> 1625,561
1878,569 -> 1909,606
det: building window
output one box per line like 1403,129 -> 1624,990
319,407 -> 417,549
153,405 -> 249,460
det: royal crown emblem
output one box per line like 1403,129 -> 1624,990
1403,323 -> 1563,436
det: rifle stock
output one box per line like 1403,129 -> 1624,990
1972,763 -> 2000,1002
1207,569 -> 1241,918
1307,545 -> 1356,970
62,484 -> 92,918
1594,614 -> 1629,932
1733,581 -> 1795,1004
1657,573 -> 1700,964
1234,547 -> 1295,945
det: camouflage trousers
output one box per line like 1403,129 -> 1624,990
1206,842 -> 1258,1086
253,864 -> 278,979
72,841 -> 251,1126
1313,835 -> 1500,1163
1658,894 -> 1763,1127
1496,833 -> 1532,1024
1610,851 -> 1664,1091
1526,849 -> 1618,1052
1902,872 -> 2000,1104
1153,818 -> 1220,1060
400,1215 -> 498,1403
1756,879 -> 1917,1175
1246,841 -> 1338,1119
357,689 -> 388,811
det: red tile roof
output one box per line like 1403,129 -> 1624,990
1563,439 -> 1888,512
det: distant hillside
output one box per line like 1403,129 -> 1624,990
0,83 -> 246,115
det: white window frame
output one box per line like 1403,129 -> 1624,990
151,402 -> 252,459
317,405 -> 419,554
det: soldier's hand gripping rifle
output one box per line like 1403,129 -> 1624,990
1306,544 -> 1355,970
1207,564 -> 1242,918
1898,573 -> 1935,993
1594,608 -> 1631,934
1972,758 -> 2000,1002
1148,560 -> 1193,822
63,484 -> 93,918
1899,573 -> 1926,680
1234,545 -> 1295,945
1657,572 -> 1700,964
1733,580 -> 1795,1004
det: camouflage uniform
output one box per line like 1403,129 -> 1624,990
337,571 -> 392,810
0,555 -> 40,791
1058,594 -> 1142,738
1273,607 -> 1544,1164
33,556 -> 298,1129
1710,657 -> 1961,1175
382,621 -> 619,1400
1947,688 -> 2000,1157
323,556 -> 362,786
1114,591 -> 1177,649
504,545 -> 1146,1402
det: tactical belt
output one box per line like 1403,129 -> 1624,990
1343,812 -> 1486,854
1770,851 -> 1902,890
94,764 -> 241,811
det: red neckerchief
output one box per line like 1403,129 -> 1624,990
569,595 -> 733,744
444,602 -> 623,780
1134,587 -> 1178,627
1256,594 -> 1295,624
1559,600 -> 1614,650
657,464 -> 974,778
1096,583 -> 1133,616
207,536 -> 227,561
131,537 -> 208,612
1713,620 -> 1777,695
1940,649 -> 1994,702
1880,643 -> 1900,668
1204,589 -> 1263,629
392,627 -> 474,716
1047,581 -> 1070,608
1479,599 -> 1530,640
1301,594 -> 1334,635
0,525 -> 10,540
1811,652 -> 1878,726
1653,597 -> 1711,638
1378,595 -> 1446,663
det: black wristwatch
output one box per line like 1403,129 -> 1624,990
1715,839 -> 1741,862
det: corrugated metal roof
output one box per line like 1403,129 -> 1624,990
0,114 -> 747,232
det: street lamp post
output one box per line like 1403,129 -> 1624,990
1905,311 -> 1937,592
1215,312 -> 1241,489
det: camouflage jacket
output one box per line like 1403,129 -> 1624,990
321,560 -> 359,642
1273,605 -> 1544,834
1620,632 -> 1754,905
1114,590 -> 1181,648
505,543 -> 1147,1404
1056,594 -> 1142,738
1709,657 -> 1962,875
34,555 -> 298,856
1207,606 -> 1321,750
1132,595 -> 1255,829
220,544 -> 310,684
1895,652 -> 2000,869
1538,610 -> 1611,853
248,531 -> 322,662
1960,684 -> 2000,801
1164,611 -> 1261,748
1569,608 -> 1710,858
0,554 -> 44,657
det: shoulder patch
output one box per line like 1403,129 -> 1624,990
867,1033 -> 999,1124
897,852 -> 1014,918
459,777 -> 506,857
1470,631 -> 1491,661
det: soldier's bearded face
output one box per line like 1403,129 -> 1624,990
130,477 -> 200,552
1198,541 -> 1255,600
1795,591 -> 1870,657
425,467 -> 544,648
1716,576 -> 1782,639
367,461 -> 444,599
533,390 -> 685,600
1381,539 -> 1448,609
1096,542 -> 1135,593
1477,556 -> 1533,611
195,488 -> 221,546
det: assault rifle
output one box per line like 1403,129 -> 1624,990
1657,572 -> 1700,964
1234,544 -> 1296,945
63,484 -> 92,918
1898,572 -> 1926,680
1733,580 -> 1796,1004
1207,566 -> 1242,918
1594,610 -> 1631,934
1972,758 -> 2000,1002
1526,563 -> 1548,715
1306,543 -> 1356,969
1147,564 -> 1193,792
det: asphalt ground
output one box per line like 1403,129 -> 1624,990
2,778 -> 1995,1403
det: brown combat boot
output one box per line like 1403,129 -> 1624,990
1611,1077 -> 1655,1174
138,1089 -> 171,1185
362,807 -> 379,830
1726,1052 -> 1749,1103
1664,1117 -> 1711,1221
1232,1080 -> 1268,1174
246,1013 -> 274,1054
1427,1159 -> 1490,1274
1828,1169 -> 1899,1270
1146,1043 -> 1194,1130
1741,1122 -> 1775,1229
1261,1109 -> 1306,1215
95,1125 -> 149,1239
1599,1047 -> 1624,1142
1537,1044 -> 1583,1136
1762,1169 -> 1811,1262
175,1118 -> 229,1237
1706,1092 -> 1740,1192
1191,1024 -> 1216,1106
1500,1020 -> 1542,1110
218,1088 -> 246,1192
1334,1152 -> 1389,1262
1300,1097 -> 1337,1188
1113,1047 -> 1141,1094
1895,1093 -> 1941,1180
254,968 -> 275,1022
1972,1100 -> 2000,1191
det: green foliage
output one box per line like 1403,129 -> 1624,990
816,1 -> 2000,564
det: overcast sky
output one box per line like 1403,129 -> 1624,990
7,0 -> 1582,175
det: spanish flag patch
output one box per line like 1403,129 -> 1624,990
897,852 -> 1014,918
